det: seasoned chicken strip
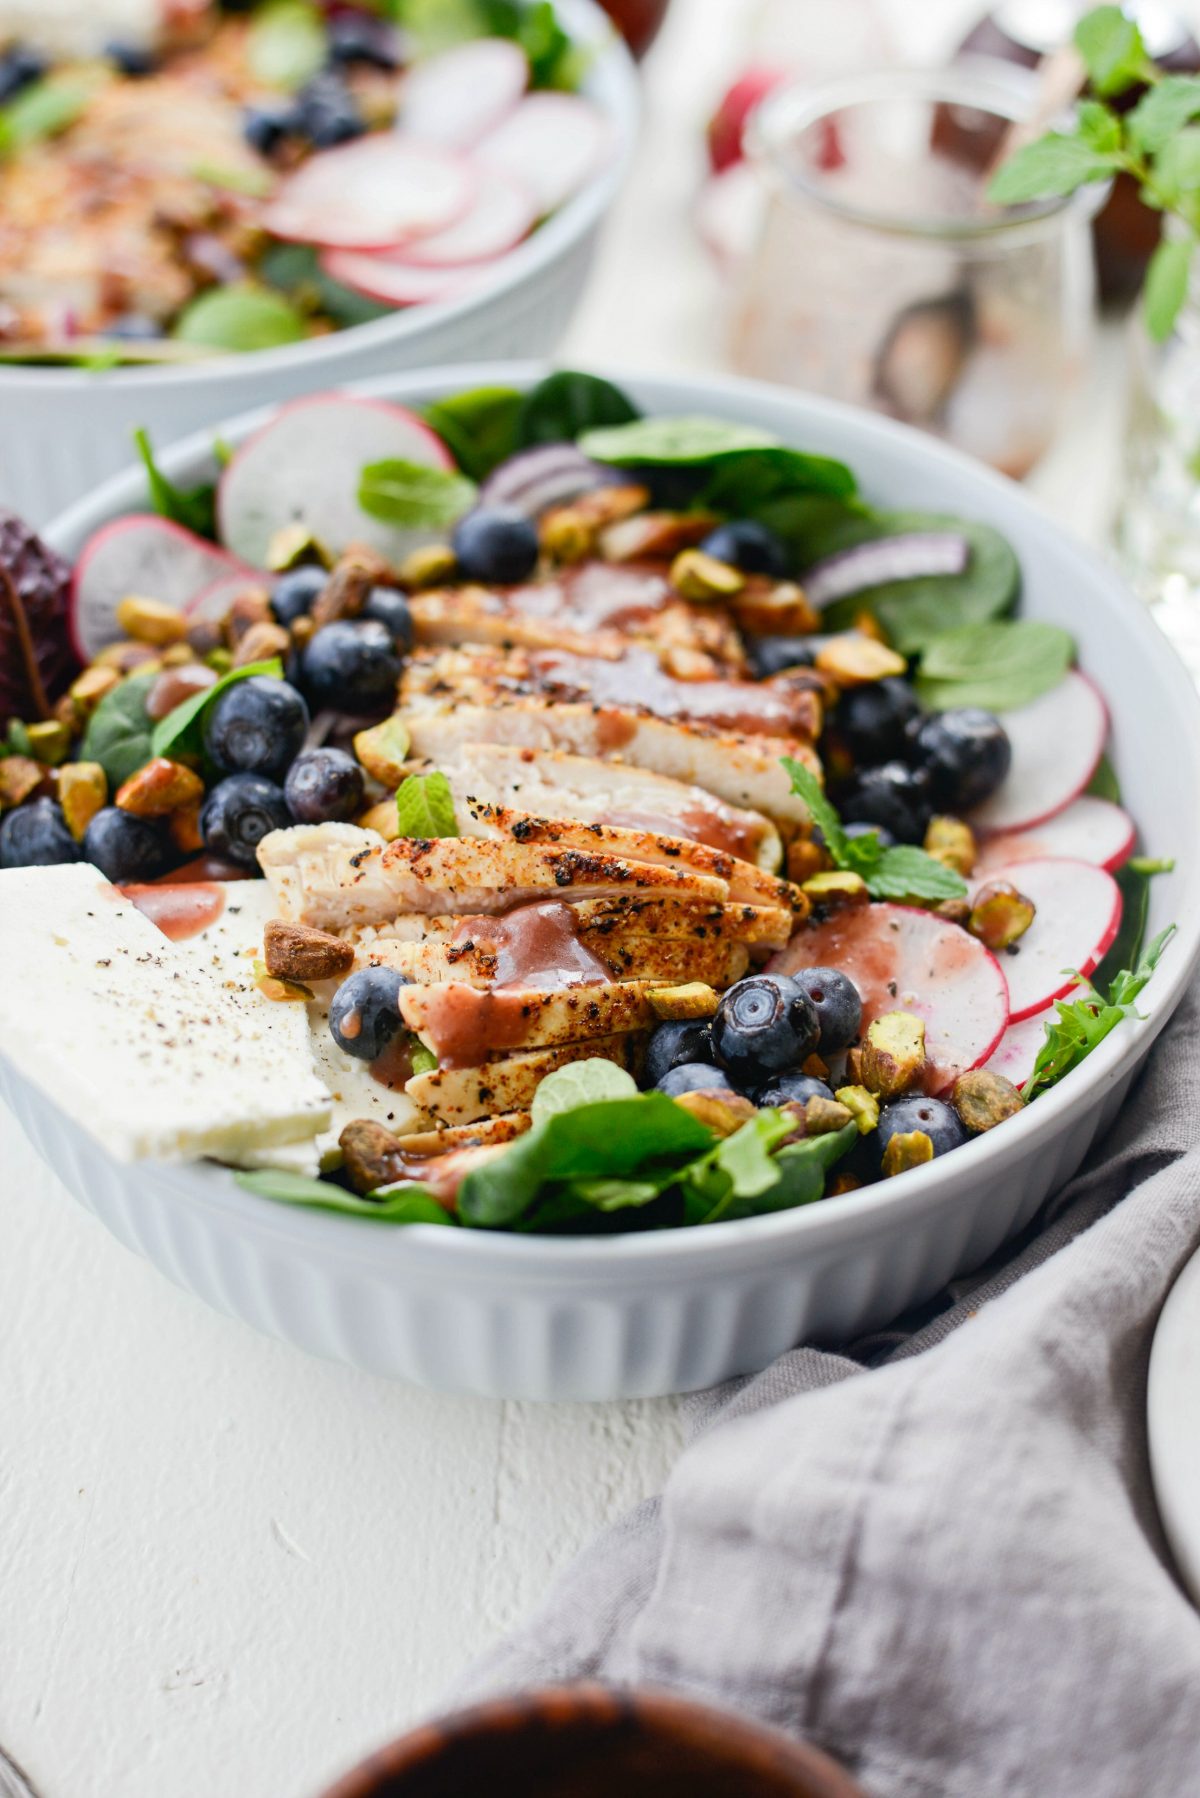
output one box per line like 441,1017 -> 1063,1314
361,931 -> 751,990
398,978 -> 668,1060
407,1034 -> 647,1126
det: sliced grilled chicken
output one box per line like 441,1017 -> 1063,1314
402,702 -> 817,831
398,977 -> 668,1060
361,929 -> 751,990
569,893 -> 796,947
395,1112 -> 532,1155
432,742 -> 783,872
408,1033 -> 646,1126
258,825 -> 732,930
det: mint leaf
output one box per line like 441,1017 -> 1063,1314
1025,923 -> 1176,1100
134,427 -> 216,539
782,756 -> 965,903
1075,4 -> 1150,97
987,131 -> 1123,206
579,415 -> 779,465
358,458 -> 476,529
916,619 -> 1075,712
80,672 -> 157,788
151,658 -> 283,762
395,770 -> 458,838
1149,126 -> 1200,205
1129,75 -> 1200,153
1143,236 -> 1193,342
780,755 -> 850,862
1077,99 -> 1123,153
172,285 -> 308,353
531,1058 -> 638,1126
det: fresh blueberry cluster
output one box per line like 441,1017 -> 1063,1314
648,966 -> 861,1102
242,14 -> 403,157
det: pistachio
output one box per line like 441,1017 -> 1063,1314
312,547 -> 393,627
934,897 -> 971,926
801,1051 -> 830,1081
671,1089 -> 759,1136
115,756 -> 205,818
539,509 -> 594,565
0,755 -> 47,809
882,1129 -> 934,1177
969,881 -> 1036,951
168,799 -> 204,855
647,981 -> 719,1021
252,958 -> 313,1004
670,548 -> 746,603
223,588 -> 274,644
853,610 -> 887,644
599,510 -> 716,563
829,1172 -> 864,1195
340,1118 -> 406,1193
115,594 -> 188,647
57,762 -> 107,839
25,719 -> 70,765
232,620 -> 291,667
267,523 -> 330,572
925,814 -> 977,877
952,1069 -> 1025,1134
399,543 -> 459,589
357,798 -> 402,841
732,579 -> 819,637
802,1095 -> 854,1136
186,618 -> 224,659
354,716 -> 412,789
540,484 -> 650,564
786,837 -> 830,885
659,644 -> 719,681
205,647 -> 233,674
290,614 -> 317,649
801,869 -> 869,909
263,918 -> 355,983
835,1084 -> 880,1135
159,643 -> 196,669
814,635 -> 908,685
94,640 -> 160,673
860,1011 -> 927,1098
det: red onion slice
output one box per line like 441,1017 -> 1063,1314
479,444 -> 622,518
803,532 -> 971,609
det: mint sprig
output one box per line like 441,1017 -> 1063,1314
782,757 -> 966,904
395,770 -> 458,839
1024,923 -> 1176,1100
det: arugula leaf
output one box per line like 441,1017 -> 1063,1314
172,285 -> 308,354
916,619 -> 1075,712
423,386 -> 524,480
1143,236 -> 1193,343
782,757 -> 966,904
358,459 -> 476,528
517,370 -> 640,447
1024,924 -> 1176,1100
679,1111 -> 796,1226
395,770 -> 458,838
1074,3 -> 1151,98
236,1168 -> 456,1224
530,1058 -> 638,1125
80,673 -> 157,788
1093,856 -> 1174,989
247,0 -> 327,89
134,428 -> 217,539
151,659 -> 283,762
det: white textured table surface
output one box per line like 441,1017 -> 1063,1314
0,3 -> 1125,1795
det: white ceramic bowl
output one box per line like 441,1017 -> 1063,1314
12,363 -> 1200,1402
0,1 -> 637,527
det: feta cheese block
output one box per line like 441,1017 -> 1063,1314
0,864 -> 332,1163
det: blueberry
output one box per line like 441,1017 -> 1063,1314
106,313 -> 161,341
0,46 -> 45,104
452,505 -> 540,584
82,808 -> 166,883
754,1071 -> 835,1107
0,798 -> 79,869
645,1018 -> 714,1087
656,1061 -> 733,1097
748,635 -> 817,678
243,102 -> 296,156
284,747 -> 365,824
271,563 -> 327,627
841,761 -> 932,844
876,1095 -> 969,1165
834,677 -> 921,766
785,965 -> 862,1053
204,675 -> 309,782
200,774 -> 291,869
104,39 -> 157,75
711,973 -> 820,1090
296,74 -> 365,147
301,619 -> 402,715
699,519 -> 788,577
361,585 -> 414,653
906,709 -> 1011,811
327,13 -> 404,68
329,965 -> 409,1061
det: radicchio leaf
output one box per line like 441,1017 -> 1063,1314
0,510 -> 79,730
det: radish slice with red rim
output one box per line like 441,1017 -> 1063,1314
396,166 -> 537,268
320,249 -> 496,307
803,533 -> 971,609
769,902 -> 1009,1093
984,1008 -> 1052,1090
217,393 -> 454,568
974,795 -> 1134,877
399,38 -> 529,148
475,93 -> 613,215
968,670 -> 1107,834
263,138 -> 475,251
71,516 -> 248,661
972,857 -> 1122,1022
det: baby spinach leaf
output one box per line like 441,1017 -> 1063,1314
518,370 -> 640,448
696,445 -> 858,511
756,1124 -> 858,1214
80,673 -> 157,788
915,619 -> 1075,712
423,385 -> 524,479
172,285 -> 308,354
236,1168 -> 456,1224
580,414 -> 779,465
358,459 -> 476,528
247,0 -> 327,89
679,1111 -> 796,1226
258,241 -> 394,329
531,1058 -> 638,1125
395,770 -> 458,838
134,428 -> 217,539
151,659 -> 283,762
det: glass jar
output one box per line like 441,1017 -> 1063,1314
731,62 -> 1103,479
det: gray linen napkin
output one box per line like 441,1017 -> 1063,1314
455,980 -> 1200,1797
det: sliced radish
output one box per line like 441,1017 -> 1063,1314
320,247 -> 496,307
396,166 -> 536,267
399,38 -> 528,148
71,516 -> 247,660
217,394 -> 454,569
263,137 -> 475,251
975,795 -> 1134,877
975,857 -> 1122,1022
968,670 -> 1107,834
185,571 -> 274,627
695,162 -> 767,274
475,93 -> 613,215
984,1009 -> 1052,1091
769,903 -> 1009,1094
